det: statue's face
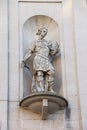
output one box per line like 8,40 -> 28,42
40,28 -> 47,37
36,28 -> 47,38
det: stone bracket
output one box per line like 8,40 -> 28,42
42,99 -> 48,120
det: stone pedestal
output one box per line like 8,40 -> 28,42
19,92 -> 68,120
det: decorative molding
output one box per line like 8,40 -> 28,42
18,0 -> 62,3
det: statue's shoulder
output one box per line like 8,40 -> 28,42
49,40 -> 60,48
47,40 -> 52,46
48,40 -> 60,52
32,40 -> 37,46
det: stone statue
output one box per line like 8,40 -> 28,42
20,27 -> 68,119
22,27 -> 60,93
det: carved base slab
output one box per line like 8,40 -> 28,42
19,92 -> 68,120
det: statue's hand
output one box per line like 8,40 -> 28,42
20,60 -> 25,68
21,60 -> 30,70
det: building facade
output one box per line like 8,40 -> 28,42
0,0 -> 87,130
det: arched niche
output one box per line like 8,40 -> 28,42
22,15 -> 62,97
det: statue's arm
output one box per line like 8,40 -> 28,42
23,50 -> 32,62
23,41 -> 36,62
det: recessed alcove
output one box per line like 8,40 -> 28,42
22,15 -> 63,97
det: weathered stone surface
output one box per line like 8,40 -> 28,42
0,0 -> 87,130
19,92 -> 68,119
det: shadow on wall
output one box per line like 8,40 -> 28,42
65,105 -> 71,119
0,121 -> 2,130
22,15 -> 62,97
65,105 -> 72,129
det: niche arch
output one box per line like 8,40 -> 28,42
22,15 -> 62,97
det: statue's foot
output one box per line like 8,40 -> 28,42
37,89 -> 44,93
48,89 -> 55,93
32,88 -> 37,93
41,88 -> 45,91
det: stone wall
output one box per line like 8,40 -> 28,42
0,0 -> 87,130
0,1 -> 8,130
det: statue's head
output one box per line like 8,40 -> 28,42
36,27 -> 48,38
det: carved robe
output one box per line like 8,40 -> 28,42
23,39 -> 59,73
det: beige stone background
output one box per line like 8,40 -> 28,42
0,0 -> 87,130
